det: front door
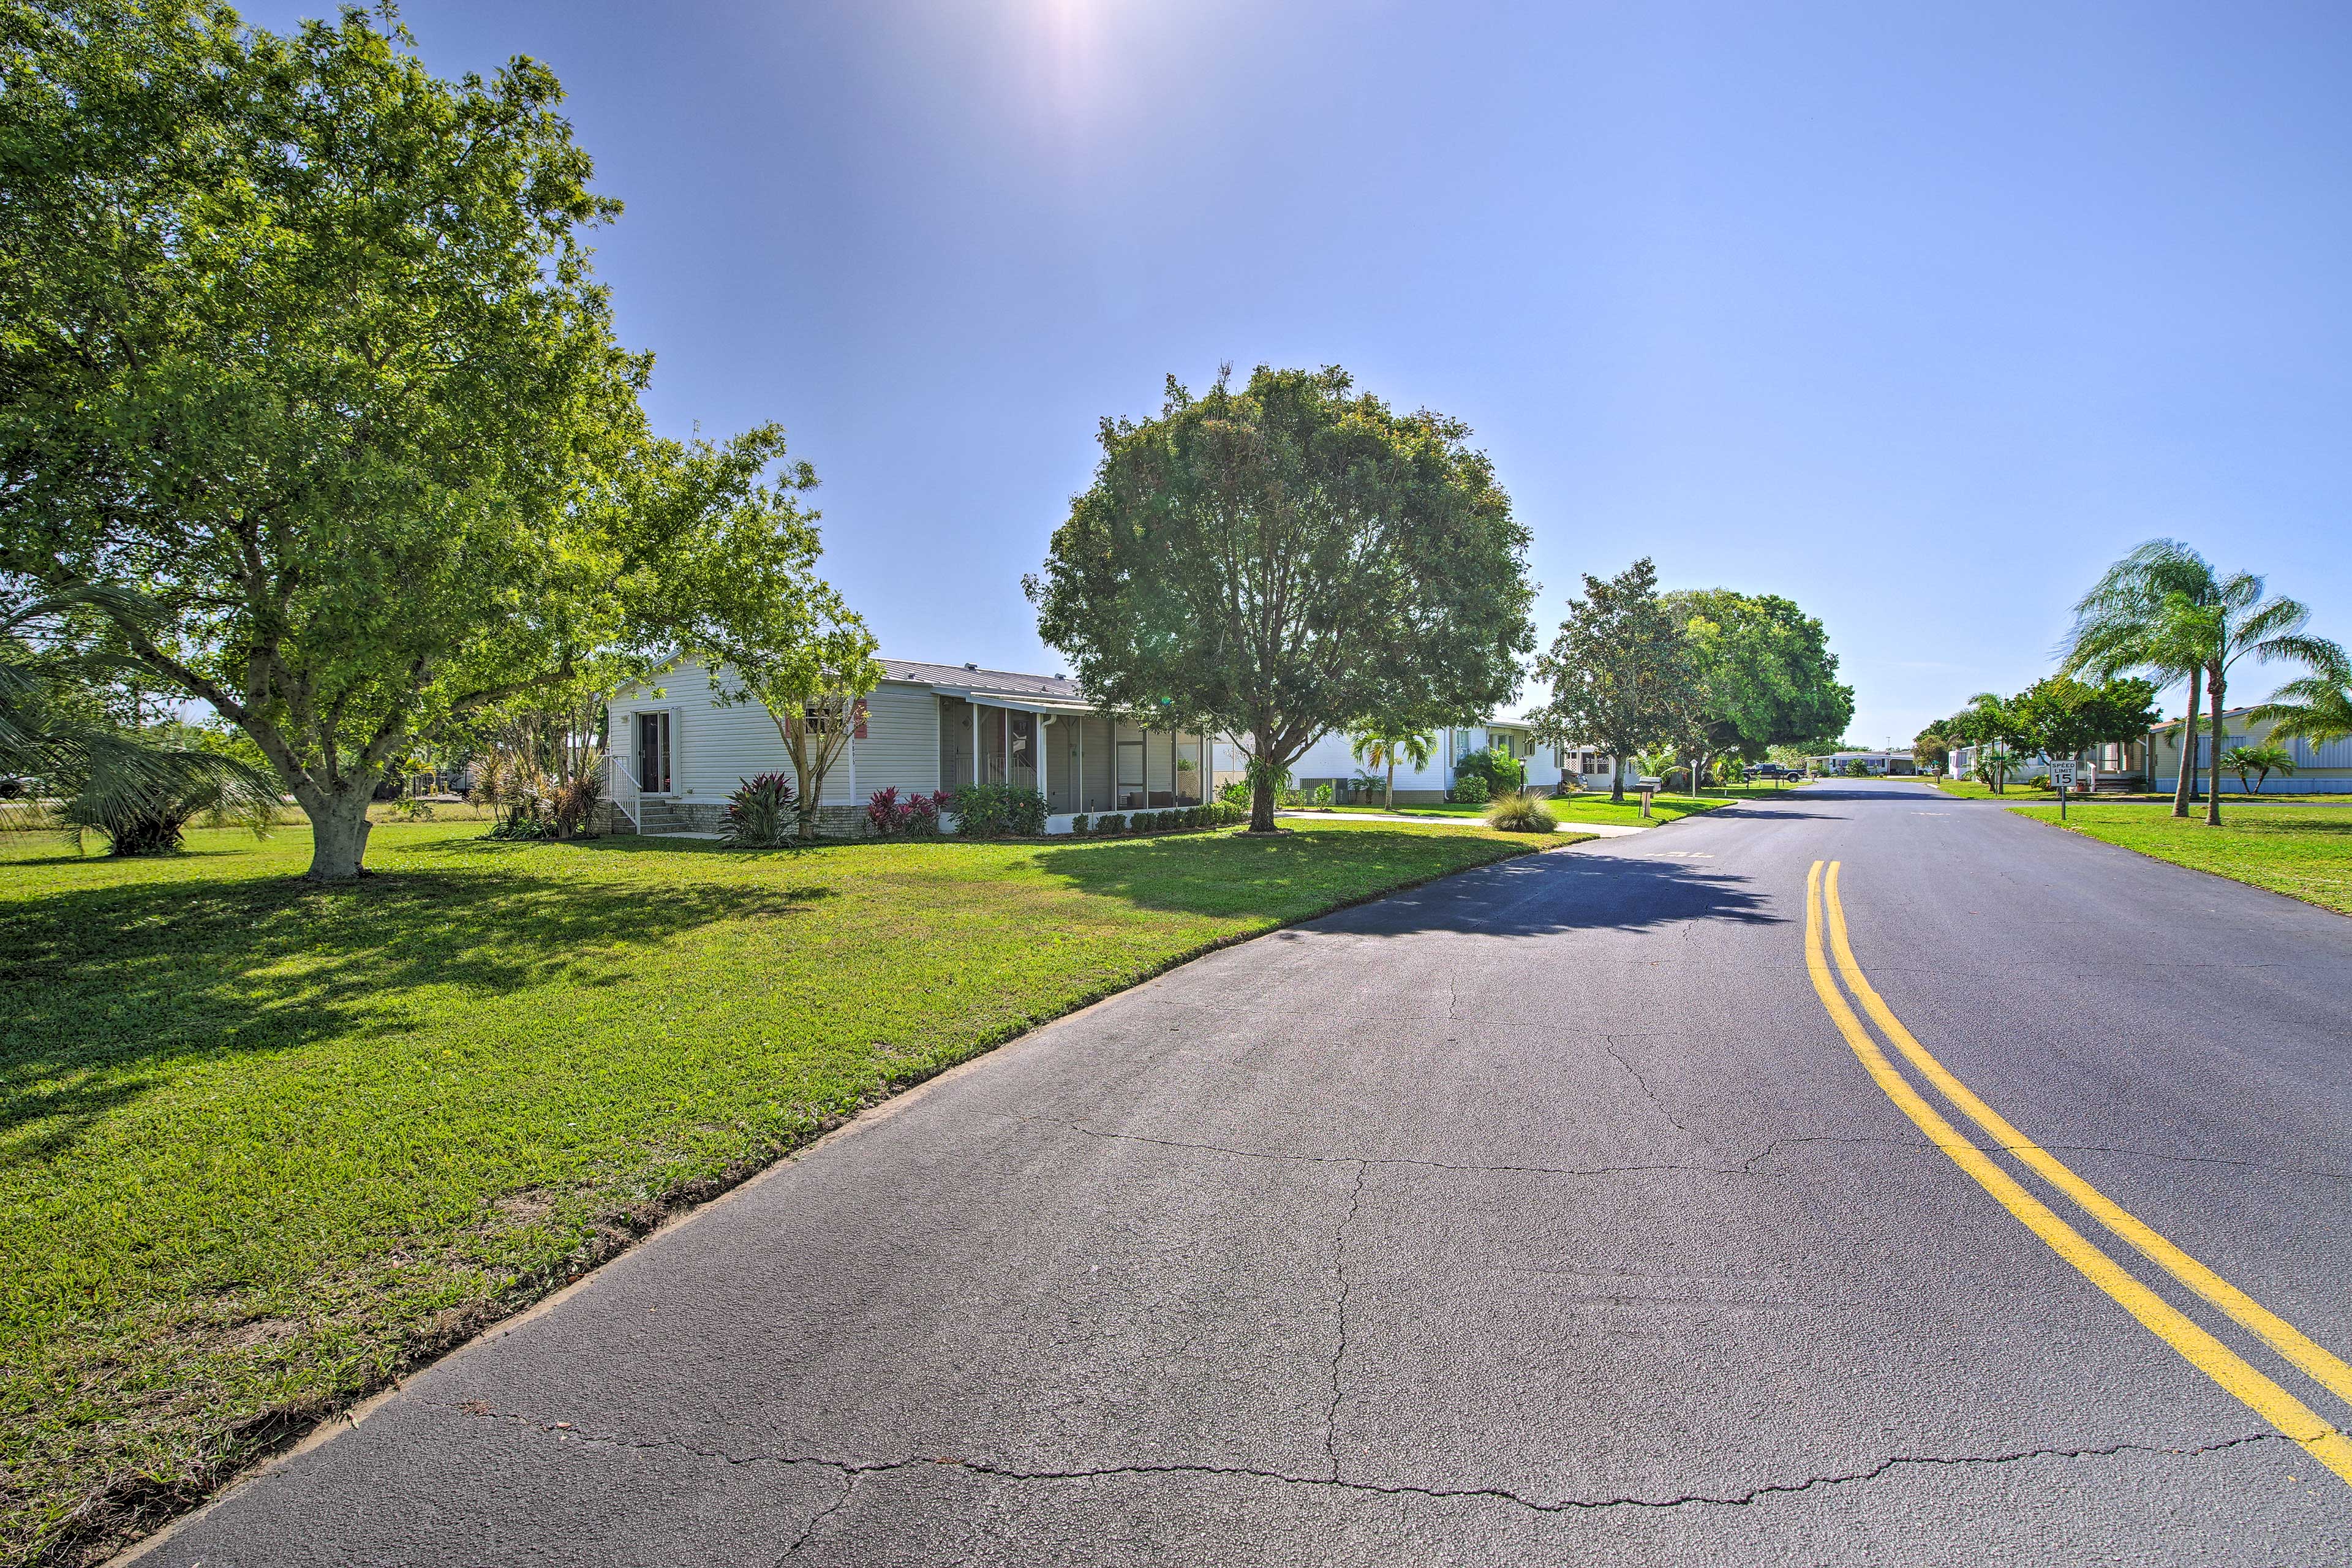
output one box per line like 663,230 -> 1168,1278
635,710 -> 672,794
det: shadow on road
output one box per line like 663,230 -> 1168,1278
1315,850 -> 1784,938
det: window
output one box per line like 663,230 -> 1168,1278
635,710 -> 672,794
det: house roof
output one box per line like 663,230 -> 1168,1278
880,658 -> 1083,701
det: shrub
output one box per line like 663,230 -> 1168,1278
1311,782 -> 1335,809
1098,812 -> 1125,834
1842,760 -> 1873,778
722,773 -> 796,848
1219,779 -> 1250,809
1484,790 -> 1557,833
866,785 -> 906,836
903,790 -> 946,837
1452,746 -> 1522,799
1449,772 -> 1491,805
951,783 -> 1049,837
1186,806 -> 1204,828
1070,813 -> 1090,835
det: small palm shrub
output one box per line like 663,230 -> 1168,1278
1484,791 -> 1557,834
722,773 -> 796,848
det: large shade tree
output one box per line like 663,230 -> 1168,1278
1027,366 -> 1534,832
0,3 -> 842,877
1662,588 -> 1853,788
1528,558 -> 1690,803
2008,675 -> 2162,787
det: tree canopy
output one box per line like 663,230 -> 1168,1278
1027,365 -> 1533,832
0,2 -> 850,876
1528,559 -> 1690,803
1664,587 -> 1853,771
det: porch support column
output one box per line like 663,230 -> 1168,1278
1039,715 -> 1050,812
970,700 -> 980,789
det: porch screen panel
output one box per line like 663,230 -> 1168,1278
1117,740 -> 1145,810
1007,711 -> 1036,791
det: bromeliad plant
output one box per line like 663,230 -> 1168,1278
721,773 -> 796,848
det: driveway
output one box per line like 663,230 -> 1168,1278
138,783 -> 2352,1564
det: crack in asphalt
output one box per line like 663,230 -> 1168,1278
428,1402 -> 2283,1521
1038,1117 -> 1764,1180
1324,1161 -> 1368,1479
1604,1036 -> 1689,1131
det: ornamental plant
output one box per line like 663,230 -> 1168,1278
721,773 -> 796,848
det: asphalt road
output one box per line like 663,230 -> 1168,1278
138,782 -> 2352,1566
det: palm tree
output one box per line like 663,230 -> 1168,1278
2,586 -> 278,852
1351,726 -> 1434,810
2186,571 -> 2342,824
2219,744 -> 2295,796
2062,541 -> 2221,819
2247,658 -> 2352,750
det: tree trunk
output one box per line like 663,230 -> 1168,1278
2206,667 -> 2225,827
1608,756 -> 1625,805
304,785 -> 376,881
1250,771 -> 1278,833
1384,758 -> 1395,811
2171,690 -> 2197,818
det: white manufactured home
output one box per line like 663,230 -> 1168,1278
1286,717 -> 1626,804
603,658 -> 1212,835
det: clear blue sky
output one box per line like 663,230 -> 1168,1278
247,1 -> 2352,746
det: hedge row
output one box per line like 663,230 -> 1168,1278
1069,802 -> 1244,837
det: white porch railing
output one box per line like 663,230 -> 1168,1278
601,753 -> 642,832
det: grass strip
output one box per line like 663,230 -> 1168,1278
0,818 -> 1562,1564
2010,802 -> 2352,916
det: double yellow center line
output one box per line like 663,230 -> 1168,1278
1804,859 -> 2352,1486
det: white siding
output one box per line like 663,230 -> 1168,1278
852,681 -> 941,801
609,663 -> 949,806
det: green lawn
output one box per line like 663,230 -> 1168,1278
2010,802 -> 2352,916
0,817 -> 1562,1564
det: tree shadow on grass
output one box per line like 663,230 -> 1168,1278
1031,831 -> 1782,937
0,864 -> 835,1166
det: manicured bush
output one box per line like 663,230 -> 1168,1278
1070,814 -> 1090,836
949,783 -> 1049,837
1452,746 -> 1523,799
1161,810 -> 1178,830
1449,772 -> 1491,805
1483,791 -> 1558,834
722,773 -> 796,848
1006,787 -> 1049,835
1098,813 -> 1125,834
